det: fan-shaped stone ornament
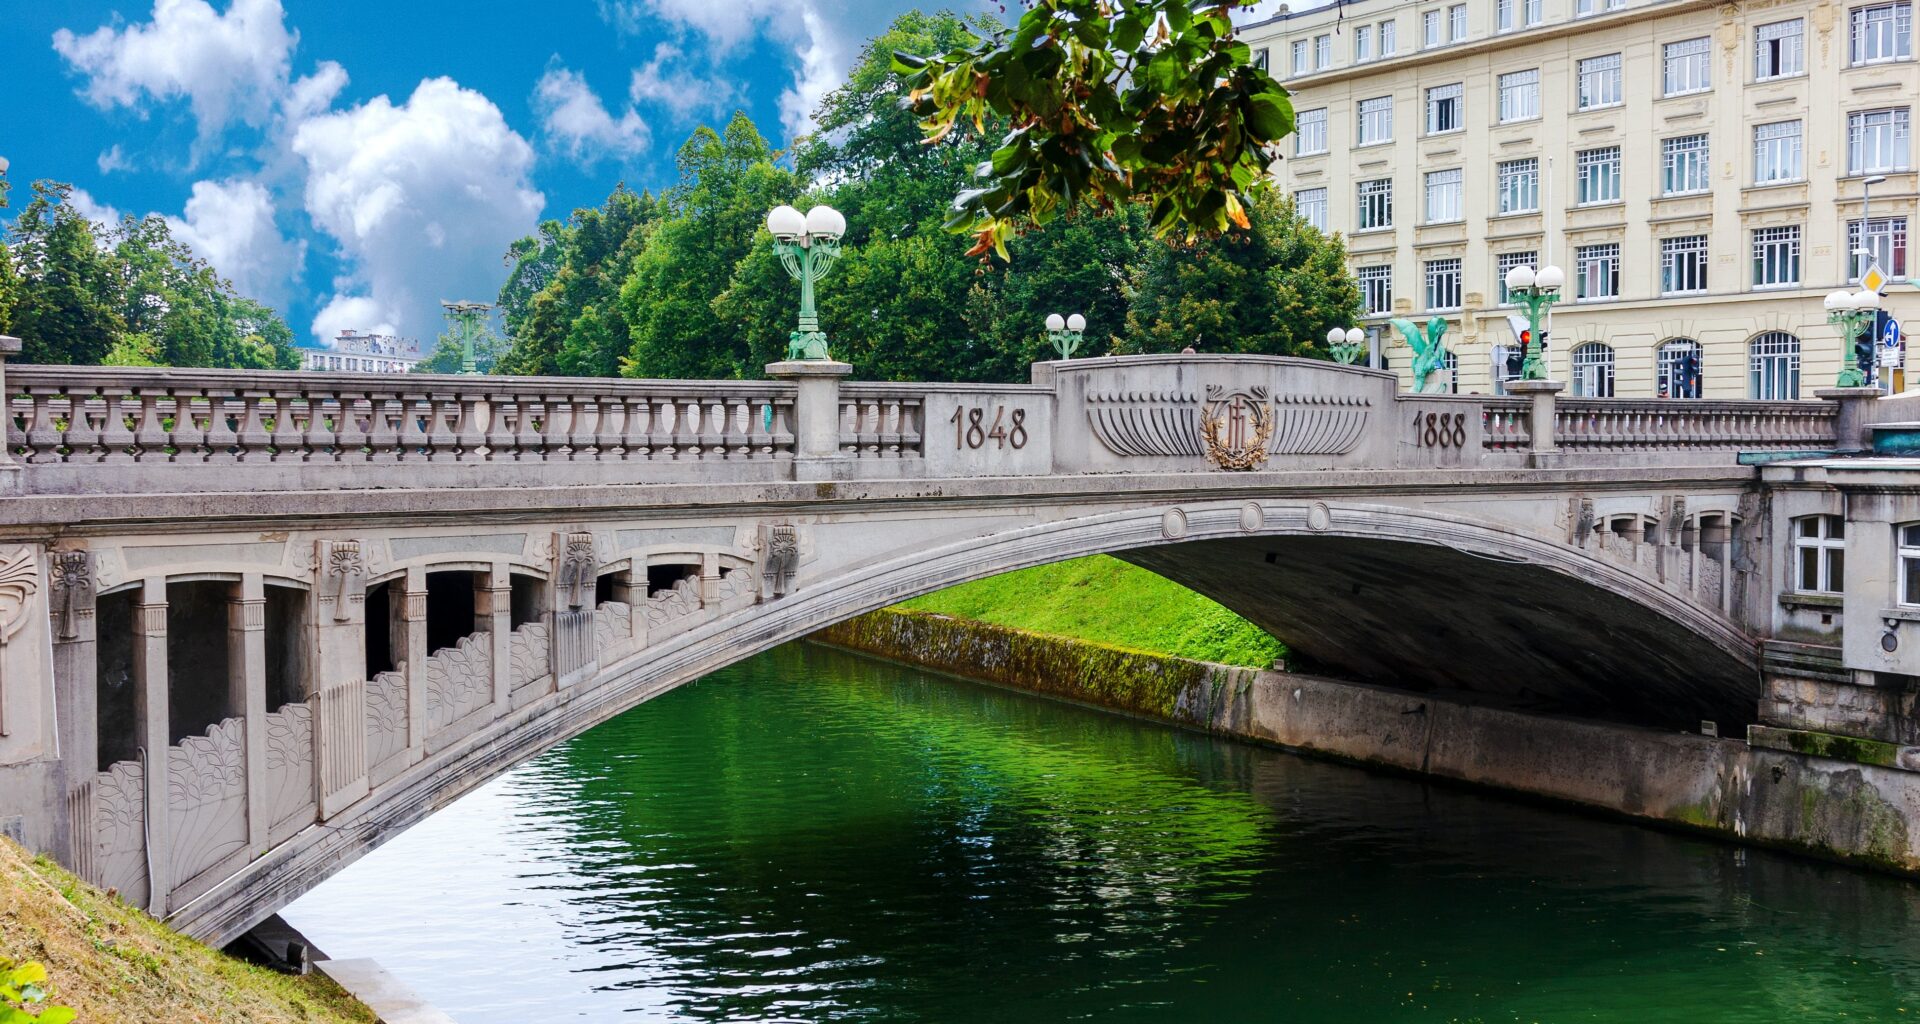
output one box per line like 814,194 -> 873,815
0,546 -> 39,737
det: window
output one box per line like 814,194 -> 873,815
1424,9 -> 1443,47
1750,331 -> 1802,399
1753,226 -> 1801,287
1498,0 -> 1517,31
1426,83 -> 1464,133
1849,108 -> 1912,174
1254,47 -> 1271,72
1292,39 -> 1310,76
1425,168 -> 1463,222
1357,178 -> 1394,229
1753,121 -> 1803,184
1296,188 -> 1329,231
1496,251 -> 1537,304
1358,265 -> 1394,314
1576,243 -> 1621,299
1425,258 -> 1463,311
1380,20 -> 1398,54
1659,339 -> 1703,398
1756,20 -> 1805,79
1577,0 -> 1625,14
1449,4 -> 1468,40
1850,217 -> 1910,280
1498,69 -> 1540,121
1793,515 -> 1845,594
1358,96 -> 1394,144
1661,235 -> 1709,294
1356,25 -> 1374,61
1441,350 -> 1459,393
1296,108 -> 1328,155
1315,34 -> 1332,68
1662,134 -> 1711,195
1497,158 -> 1539,214
1899,524 -> 1920,605
1578,54 -> 1623,109
1662,38 -> 1711,95
1577,146 -> 1622,204
1525,0 -> 1543,24
1571,342 -> 1616,397
1852,3 -> 1913,64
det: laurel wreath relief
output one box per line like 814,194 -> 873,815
1198,390 -> 1275,471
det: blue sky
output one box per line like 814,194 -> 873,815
0,0 -> 995,347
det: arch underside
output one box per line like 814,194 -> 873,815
173,500 -> 1756,943
1121,535 -> 1756,731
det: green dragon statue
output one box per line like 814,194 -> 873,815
1390,316 -> 1452,394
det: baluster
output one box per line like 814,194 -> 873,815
542,395 -> 574,461
485,391 -> 519,462
899,399 -> 923,456
772,398 -> 796,458
570,396 -> 601,461
100,386 -> 136,464
23,386 -> 65,464
517,397 -> 549,461
315,392 -> 349,461
366,391 -> 403,463
596,394 -> 626,460
235,389 -> 272,462
416,390 -> 454,462
697,397 -> 724,459
451,389 -> 486,461
672,398 -> 698,459
625,397 -> 652,459
838,399 -> 859,456
203,390 -> 241,463
169,389 -> 210,463
266,390 -> 302,462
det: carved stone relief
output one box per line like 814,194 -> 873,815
595,600 -> 634,651
422,635 -> 493,735
167,716 -> 248,887
364,669 -> 409,770
761,525 -> 799,599
509,622 -> 552,691
262,701 -> 315,833
0,546 -> 40,738
50,549 -> 93,642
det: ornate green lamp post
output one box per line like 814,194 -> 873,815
1045,313 -> 1086,359
1325,325 -> 1365,365
767,204 -> 847,361
1503,263 -> 1564,381
1826,287 -> 1884,388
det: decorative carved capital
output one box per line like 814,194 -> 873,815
135,602 -> 168,637
231,598 -> 266,632
403,591 -> 428,622
318,540 -> 366,622
557,531 -> 596,610
50,548 -> 94,642
760,524 -> 800,599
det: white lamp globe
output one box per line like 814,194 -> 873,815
1535,265 -> 1566,291
1505,265 -> 1536,292
1826,290 -> 1852,311
1859,289 -> 1884,310
767,205 -> 805,238
1326,327 -> 1345,345
1067,313 -> 1086,332
804,205 -> 847,239
1046,313 -> 1066,331
1345,327 -> 1365,345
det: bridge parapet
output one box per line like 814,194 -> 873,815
2,355 -> 1847,495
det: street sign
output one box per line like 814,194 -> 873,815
1863,263 -> 1890,294
1886,318 -> 1906,369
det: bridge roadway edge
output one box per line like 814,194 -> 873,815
161,488 -> 1762,944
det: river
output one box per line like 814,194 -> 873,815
285,643 -> 1920,1022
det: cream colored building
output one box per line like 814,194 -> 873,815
1242,0 -> 1917,398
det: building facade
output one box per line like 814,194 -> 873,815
1243,0 -> 1917,397
300,330 -> 422,374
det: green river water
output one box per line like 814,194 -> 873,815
285,643 -> 1920,1022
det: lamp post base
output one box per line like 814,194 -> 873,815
767,360 -> 853,472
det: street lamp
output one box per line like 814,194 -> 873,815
1045,313 -> 1087,359
1854,174 -> 1891,272
767,203 -> 847,361
1326,325 -> 1366,365
1504,263 -> 1564,381
1826,287 -> 1884,387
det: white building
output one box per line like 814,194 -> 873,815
301,330 -> 423,375
1242,0 -> 1917,397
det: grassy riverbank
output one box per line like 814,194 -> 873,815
0,837 -> 374,1023
896,555 -> 1284,668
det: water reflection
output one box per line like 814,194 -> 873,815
288,643 -> 1920,1022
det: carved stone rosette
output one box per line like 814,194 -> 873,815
761,525 -> 799,599
50,549 -> 94,642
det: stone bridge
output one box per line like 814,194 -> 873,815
0,350 -> 1900,945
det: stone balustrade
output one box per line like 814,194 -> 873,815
1553,399 -> 1836,451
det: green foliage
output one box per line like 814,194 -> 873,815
897,554 -> 1283,667
1125,188 -> 1361,356
0,958 -> 75,1024
496,186 -> 659,377
0,180 -> 300,370
895,0 -> 1292,257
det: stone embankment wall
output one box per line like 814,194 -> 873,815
816,609 -> 1920,875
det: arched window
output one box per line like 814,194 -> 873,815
1571,342 -> 1615,397
1750,331 -> 1801,399
1441,349 -> 1459,393
1657,339 -> 1702,398
1793,514 -> 1844,594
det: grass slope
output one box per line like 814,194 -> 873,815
0,837 -> 374,1024
897,555 -> 1284,668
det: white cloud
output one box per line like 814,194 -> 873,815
52,0 -> 296,141
627,44 -> 735,122
66,188 -> 125,229
165,178 -> 305,309
96,145 -> 131,175
292,77 -> 544,346
285,60 -> 347,122
532,65 -> 649,165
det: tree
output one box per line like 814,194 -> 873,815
1125,189 -> 1360,357
619,115 -> 797,379
4,182 -> 126,365
895,0 -> 1293,256
496,186 -> 659,377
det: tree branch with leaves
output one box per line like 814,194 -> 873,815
895,0 -> 1293,257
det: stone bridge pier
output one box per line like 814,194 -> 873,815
0,351 -> 1916,943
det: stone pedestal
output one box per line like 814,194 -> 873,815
766,360 -> 852,481
1815,386 -> 1883,453
1505,379 -> 1565,467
